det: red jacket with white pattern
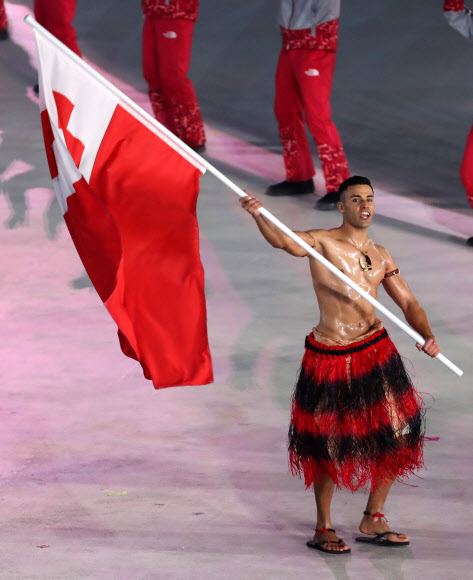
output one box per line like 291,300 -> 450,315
141,0 -> 199,21
279,0 -> 340,52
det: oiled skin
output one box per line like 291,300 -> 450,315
240,184 -> 440,356
305,228 -> 387,342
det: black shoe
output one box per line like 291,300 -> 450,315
190,144 -> 206,154
315,191 -> 340,211
33,83 -> 39,95
0,29 -> 9,41
265,179 -> 315,196
466,237 -> 473,247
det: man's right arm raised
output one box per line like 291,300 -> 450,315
239,194 -> 320,257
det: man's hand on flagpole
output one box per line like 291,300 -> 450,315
240,194 -> 262,217
416,337 -> 441,358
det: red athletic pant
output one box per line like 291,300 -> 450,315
34,0 -> 81,56
142,17 -> 205,147
0,0 -> 7,31
461,124 -> 473,211
274,48 -> 349,191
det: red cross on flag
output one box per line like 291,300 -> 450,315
32,19 -> 213,388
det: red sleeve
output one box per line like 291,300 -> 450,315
444,0 -> 465,11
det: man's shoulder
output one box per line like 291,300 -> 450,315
372,242 -> 391,259
306,227 -> 338,239
372,242 -> 398,271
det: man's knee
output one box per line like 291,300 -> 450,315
275,103 -> 304,129
160,77 -> 194,103
306,116 -> 334,144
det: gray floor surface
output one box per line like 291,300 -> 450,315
1,1 -> 473,579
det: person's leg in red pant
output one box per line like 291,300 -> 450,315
34,0 -> 81,56
0,0 -> 8,40
460,124 -> 473,245
143,18 -> 205,149
267,48 -> 315,196
275,49 -> 315,182
142,16 -> 168,127
295,49 -> 349,205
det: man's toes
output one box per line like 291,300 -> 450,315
324,542 -> 334,551
389,532 -> 408,543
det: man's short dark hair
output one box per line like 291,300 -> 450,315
338,176 -> 373,200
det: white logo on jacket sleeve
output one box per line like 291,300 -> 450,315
304,69 -> 320,77
163,31 -> 178,39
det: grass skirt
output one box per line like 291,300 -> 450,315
288,327 -> 425,492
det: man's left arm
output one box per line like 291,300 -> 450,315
381,253 -> 441,358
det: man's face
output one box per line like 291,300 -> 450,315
337,184 -> 374,229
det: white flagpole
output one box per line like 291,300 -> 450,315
25,16 -> 463,377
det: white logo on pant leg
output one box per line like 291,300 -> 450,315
163,31 -> 178,39
304,69 -> 320,76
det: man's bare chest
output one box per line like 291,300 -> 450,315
314,242 -> 386,287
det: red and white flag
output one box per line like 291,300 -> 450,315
33,21 -> 213,388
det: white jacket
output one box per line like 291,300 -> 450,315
279,0 -> 340,31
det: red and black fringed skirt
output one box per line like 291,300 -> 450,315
288,326 -> 425,492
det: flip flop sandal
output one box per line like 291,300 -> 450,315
307,528 -> 351,554
355,531 -> 410,547
356,511 -> 410,547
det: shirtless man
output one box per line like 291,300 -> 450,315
240,175 -> 440,554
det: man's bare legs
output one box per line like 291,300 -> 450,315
359,478 -> 409,542
312,472 -> 350,552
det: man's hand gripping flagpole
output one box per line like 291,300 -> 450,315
25,15 -> 463,377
